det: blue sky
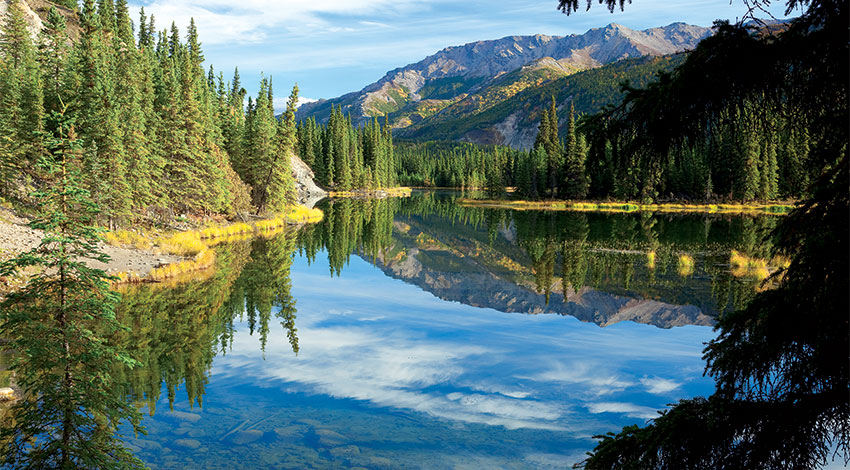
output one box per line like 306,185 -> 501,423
128,0 -> 796,110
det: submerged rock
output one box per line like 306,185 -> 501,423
230,429 -> 263,445
316,428 -> 348,446
174,439 -> 201,449
130,438 -> 163,451
330,445 -> 361,458
296,418 -> 322,427
368,456 -> 395,469
168,410 -> 202,423
274,426 -> 306,439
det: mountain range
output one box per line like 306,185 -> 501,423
296,22 -> 711,149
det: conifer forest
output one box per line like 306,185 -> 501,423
0,0 -> 845,468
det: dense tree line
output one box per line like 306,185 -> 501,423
394,102 -> 589,201
515,99 -> 589,200
554,0 -> 848,467
0,0 -> 299,225
581,92 -> 811,202
399,59 -> 812,204
513,88 -> 809,203
296,107 -> 397,191
395,140 -> 521,196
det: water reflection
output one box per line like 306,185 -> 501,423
114,233 -> 300,413
123,250 -> 716,469
111,192 -> 780,468
296,192 -> 777,328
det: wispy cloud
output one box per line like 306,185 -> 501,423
214,320 -> 568,430
587,402 -> 661,420
640,376 -> 682,394
525,361 -> 635,396
130,0 -> 798,100
131,0 -> 431,45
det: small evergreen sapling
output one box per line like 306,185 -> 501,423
0,111 -> 145,469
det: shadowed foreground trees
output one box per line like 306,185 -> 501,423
551,0 -> 849,468
0,113 -> 145,469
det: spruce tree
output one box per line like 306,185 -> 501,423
39,7 -> 70,119
0,0 -> 45,178
545,97 -> 562,196
0,111 -> 145,469
562,102 -> 588,199
266,85 -> 299,212
533,106 -> 551,153
76,0 -> 132,226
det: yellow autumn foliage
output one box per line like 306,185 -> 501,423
108,204 -> 324,285
678,254 -> 695,277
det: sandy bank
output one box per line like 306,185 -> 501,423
0,207 -> 181,288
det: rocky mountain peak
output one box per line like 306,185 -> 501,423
296,22 -> 711,126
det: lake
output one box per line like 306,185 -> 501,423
117,191 -> 778,469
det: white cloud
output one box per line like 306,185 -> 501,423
359,20 -> 391,28
640,376 -> 682,394
297,96 -> 318,107
272,96 -> 318,113
587,402 -> 661,420
526,361 -> 635,396
131,0 -> 428,45
212,310 -> 569,430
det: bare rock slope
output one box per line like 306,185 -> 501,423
296,22 -> 710,128
290,153 -> 327,208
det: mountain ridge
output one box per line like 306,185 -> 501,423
296,21 -> 711,135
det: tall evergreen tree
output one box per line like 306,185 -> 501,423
545,97 -> 562,196
0,111 -> 145,469
265,84 -> 299,212
0,0 -> 45,183
562,102 -> 588,199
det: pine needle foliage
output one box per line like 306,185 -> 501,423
0,111 -> 145,469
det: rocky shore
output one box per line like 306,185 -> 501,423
0,207 -> 181,291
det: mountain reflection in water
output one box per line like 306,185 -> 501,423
113,191 -> 776,469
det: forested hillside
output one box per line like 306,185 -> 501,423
0,0 -> 302,226
296,22 -> 709,141
398,54 -> 685,148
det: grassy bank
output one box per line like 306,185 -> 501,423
108,205 -> 323,284
456,199 -> 795,215
328,187 -> 413,198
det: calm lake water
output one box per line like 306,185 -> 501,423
117,191 -> 778,469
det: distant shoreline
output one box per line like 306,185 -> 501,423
456,198 -> 795,215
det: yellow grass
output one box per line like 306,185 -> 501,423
285,205 -> 324,224
108,205 -> 324,286
149,248 -> 216,282
253,206 -> 324,231
646,251 -> 656,269
729,250 -> 788,281
157,231 -> 206,256
199,222 -> 253,240
103,230 -> 154,251
678,254 -> 695,277
457,199 -> 794,216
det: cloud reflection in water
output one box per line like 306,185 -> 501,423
211,252 -> 715,434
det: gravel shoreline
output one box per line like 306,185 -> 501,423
0,207 -> 181,280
